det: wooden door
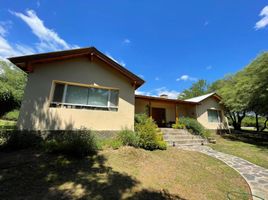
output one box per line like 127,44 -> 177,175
152,108 -> 166,127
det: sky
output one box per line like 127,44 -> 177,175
0,0 -> 268,98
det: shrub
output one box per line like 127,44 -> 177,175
179,117 -> 209,138
172,118 -> 186,129
241,116 -> 266,127
157,140 -> 167,150
0,130 -> 42,150
117,129 -> 139,147
172,123 -> 185,129
135,114 -> 167,150
2,109 -> 19,121
44,129 -> 97,157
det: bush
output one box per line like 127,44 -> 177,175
44,129 -> 97,157
117,129 -> 139,147
2,110 -> 19,121
172,118 -> 186,129
242,116 -> 266,127
135,114 -> 167,150
0,130 -> 42,150
179,117 -> 209,138
156,140 -> 167,150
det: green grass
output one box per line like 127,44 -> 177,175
0,147 -> 250,200
209,131 -> 268,169
0,119 -> 16,126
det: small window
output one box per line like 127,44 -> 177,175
208,109 -> 222,123
52,83 -> 65,103
50,81 -> 119,111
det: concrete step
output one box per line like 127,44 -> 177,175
166,140 -> 207,147
166,139 -> 205,145
163,135 -> 201,140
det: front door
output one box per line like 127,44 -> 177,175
152,108 -> 166,127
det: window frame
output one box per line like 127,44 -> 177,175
207,109 -> 222,123
49,80 -> 119,111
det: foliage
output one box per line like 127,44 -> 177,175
178,80 -> 209,100
135,114 -> 167,150
0,60 -> 26,116
156,140 -> 167,150
179,117 -> 209,138
241,116 -> 266,128
117,129 -> 139,147
2,110 -> 19,121
44,130 -> 97,157
0,131 -> 42,150
172,118 -> 186,129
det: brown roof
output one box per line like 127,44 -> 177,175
135,95 -> 199,105
8,47 -> 145,89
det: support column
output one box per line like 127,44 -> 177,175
175,104 -> 179,122
149,101 -> 152,117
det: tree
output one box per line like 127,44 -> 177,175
214,75 -> 247,130
240,52 -> 268,131
0,60 -> 27,116
178,79 -> 209,100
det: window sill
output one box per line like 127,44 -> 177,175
50,103 -> 118,112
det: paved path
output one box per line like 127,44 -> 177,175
178,145 -> 268,200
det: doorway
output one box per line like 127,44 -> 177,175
152,107 -> 166,127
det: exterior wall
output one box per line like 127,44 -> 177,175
135,99 -> 196,123
195,97 -> 227,130
17,57 -> 135,131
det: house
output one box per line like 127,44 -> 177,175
8,47 -> 144,131
135,92 -> 227,130
8,47 -> 227,131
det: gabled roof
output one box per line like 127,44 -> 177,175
7,47 -> 145,89
135,95 -> 199,105
185,92 -> 221,103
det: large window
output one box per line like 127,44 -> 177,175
207,109 -> 222,123
51,81 -> 119,111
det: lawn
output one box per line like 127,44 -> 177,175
0,119 -> 16,127
209,131 -> 268,169
0,147 -> 250,200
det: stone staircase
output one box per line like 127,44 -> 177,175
160,128 -> 207,147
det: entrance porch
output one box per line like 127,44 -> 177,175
135,95 -> 198,127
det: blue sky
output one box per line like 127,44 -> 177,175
1,1 -> 268,98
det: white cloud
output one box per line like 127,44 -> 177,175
176,75 -> 197,81
15,44 -> 35,55
0,23 -> 22,58
155,77 -> 159,81
138,74 -> 144,78
123,38 -> 131,44
135,87 -> 180,99
255,6 -> 268,30
135,90 -> 152,96
155,87 -> 180,99
11,9 -> 78,52
105,52 -> 126,66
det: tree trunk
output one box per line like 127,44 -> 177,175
261,117 -> 268,131
228,111 -> 245,131
255,113 -> 259,132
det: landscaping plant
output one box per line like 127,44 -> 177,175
135,114 -> 167,150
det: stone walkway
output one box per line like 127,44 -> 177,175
178,145 -> 268,200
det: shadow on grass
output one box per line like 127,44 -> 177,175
219,130 -> 268,149
0,150 -> 185,200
